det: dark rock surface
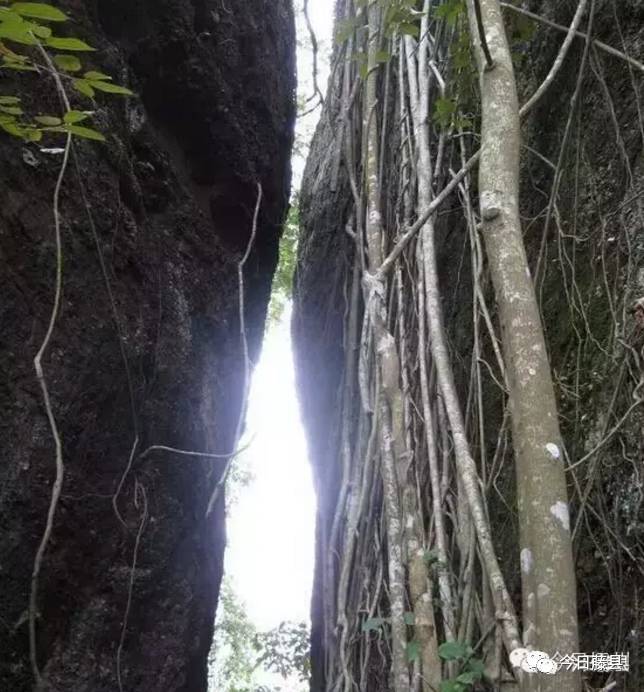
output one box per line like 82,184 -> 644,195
0,1 -> 295,690
292,55 -> 352,692
294,2 -> 643,690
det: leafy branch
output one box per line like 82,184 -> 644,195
0,1 -> 132,142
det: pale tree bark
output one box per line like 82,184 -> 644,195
408,25 -> 524,670
396,36 -> 442,692
466,2 -> 580,689
405,19 -> 457,644
362,5 -> 410,692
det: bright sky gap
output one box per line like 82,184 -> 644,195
211,2 -> 333,689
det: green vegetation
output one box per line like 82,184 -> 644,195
254,621 -> 310,684
361,616 -> 484,691
268,197 -> 299,325
437,641 -> 485,692
210,580 -> 258,691
0,1 -> 132,142
209,579 -> 310,692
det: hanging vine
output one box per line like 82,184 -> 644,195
304,1 -> 644,691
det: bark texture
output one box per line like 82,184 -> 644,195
294,1 -> 643,690
468,1 -> 579,688
0,1 -> 295,690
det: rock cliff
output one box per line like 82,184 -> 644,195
294,2 -> 643,689
0,1 -> 295,689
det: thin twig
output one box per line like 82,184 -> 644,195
566,397 -> 643,471
71,143 -> 141,527
112,437 -> 140,528
28,40 -> 73,687
518,0 -> 590,117
205,182 -> 263,517
138,439 -> 253,461
116,480 -> 148,692
501,2 -> 644,74
472,0 -> 494,69
303,0 -> 325,107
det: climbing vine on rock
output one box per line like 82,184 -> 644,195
1,3 -> 135,687
0,1 -> 132,142
298,1 -> 644,691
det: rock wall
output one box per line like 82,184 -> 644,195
0,1 -> 295,690
294,2 -> 643,689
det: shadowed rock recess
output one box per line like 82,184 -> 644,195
0,1 -> 295,690
294,2 -> 643,691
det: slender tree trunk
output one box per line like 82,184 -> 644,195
466,2 -> 580,689
362,6 -> 410,692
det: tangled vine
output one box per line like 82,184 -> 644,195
302,1 -> 643,691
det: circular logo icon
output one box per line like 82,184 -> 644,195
509,648 -> 557,674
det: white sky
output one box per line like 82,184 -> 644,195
225,306 -> 315,629
223,0 -> 334,635
292,1 -> 334,187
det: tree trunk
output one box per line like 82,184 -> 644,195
466,2 -> 580,689
362,6 -> 410,692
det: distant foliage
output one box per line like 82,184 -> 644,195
209,579 -> 310,692
210,580 -> 257,690
0,1 -> 132,142
225,450 -> 253,514
254,621 -> 310,683
268,197 -> 299,325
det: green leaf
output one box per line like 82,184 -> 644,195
0,104 -> 22,114
73,79 -> 95,97
452,34 -> 473,71
34,114 -> 61,125
406,640 -> 421,662
0,21 -> 37,44
0,119 -> 24,136
434,0 -> 465,27
30,22 -> 50,37
466,658 -> 485,675
375,50 -> 391,64
433,97 -> 457,128
2,60 -> 37,70
83,70 -> 111,80
24,127 -> 42,141
403,611 -> 415,626
2,48 -> 29,62
513,14 -> 536,43
423,549 -> 439,565
46,36 -> 94,51
398,22 -> 420,37
0,6 -> 24,23
5,51 -> 28,61
10,2 -> 67,21
66,124 -> 105,141
440,681 -> 466,692
88,79 -> 133,95
53,53 -> 81,72
456,671 -> 482,685
63,109 -> 88,124
438,641 -> 469,661
335,17 -> 359,45
0,95 -> 20,104
361,617 -> 386,632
